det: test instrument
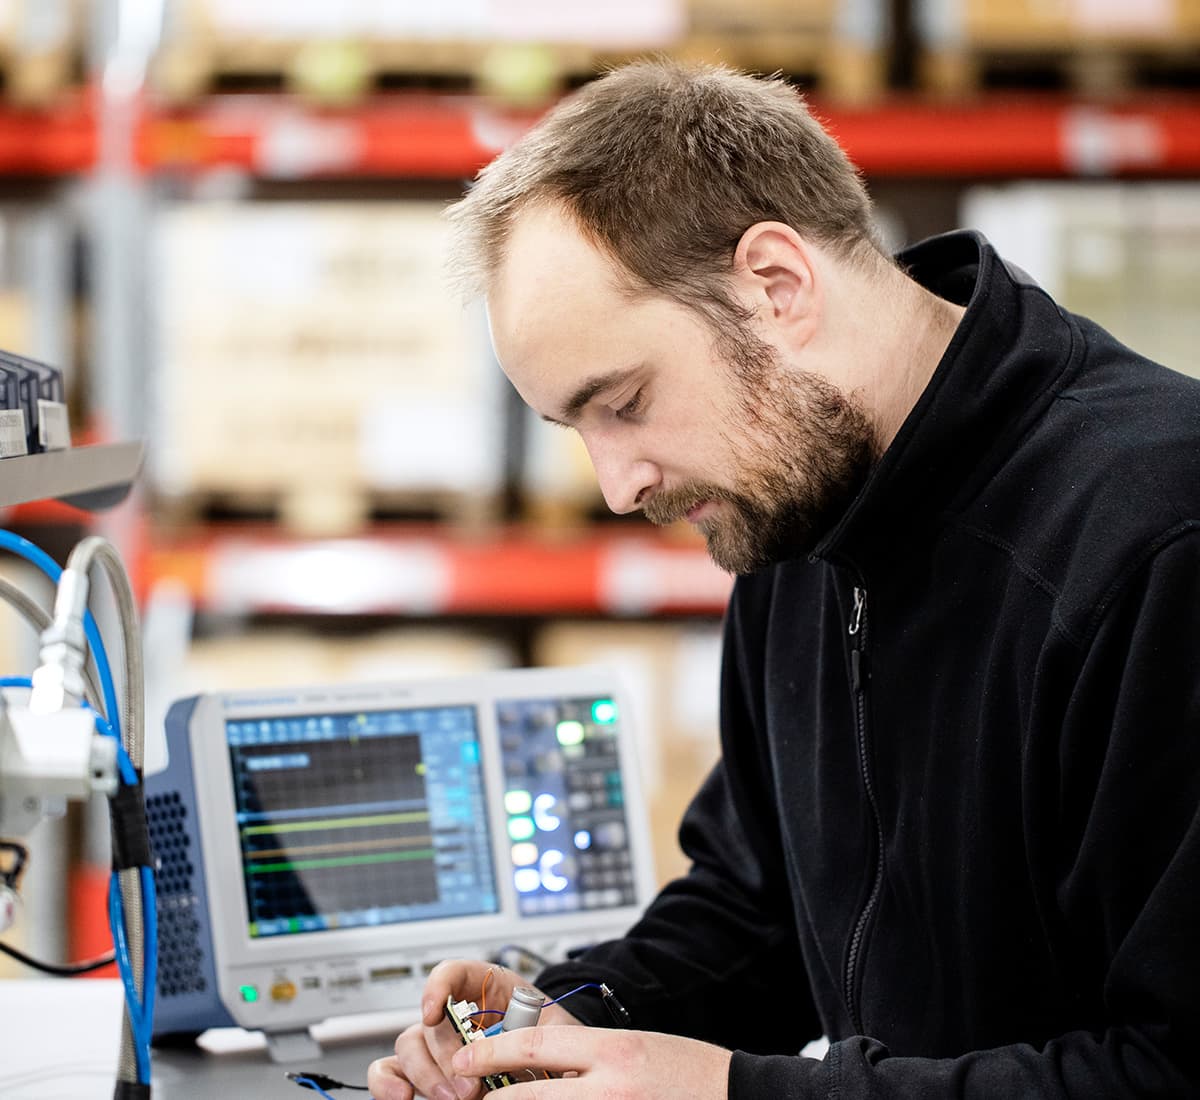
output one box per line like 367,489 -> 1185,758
147,666 -> 656,1061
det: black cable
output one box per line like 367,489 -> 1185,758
0,938 -> 116,976
0,840 -> 28,888
495,943 -> 555,972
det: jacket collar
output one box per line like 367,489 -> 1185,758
810,230 -> 1078,576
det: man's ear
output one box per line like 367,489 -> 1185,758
733,221 -> 821,335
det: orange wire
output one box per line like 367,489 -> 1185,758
480,967 -> 494,1014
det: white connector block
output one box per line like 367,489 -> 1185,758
0,707 -> 117,836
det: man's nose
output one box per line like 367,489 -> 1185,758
584,435 -> 660,515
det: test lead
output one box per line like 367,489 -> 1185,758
601,983 -> 632,1027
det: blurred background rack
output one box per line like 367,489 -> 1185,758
0,0 -> 1196,990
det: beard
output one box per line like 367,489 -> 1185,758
643,340 -> 879,575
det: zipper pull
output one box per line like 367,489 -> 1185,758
849,587 -> 867,692
848,587 -> 866,637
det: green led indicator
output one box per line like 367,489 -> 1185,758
556,720 -> 585,746
592,700 -> 618,724
505,789 -> 532,815
508,816 -> 536,841
239,984 -> 259,1004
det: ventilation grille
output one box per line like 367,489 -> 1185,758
146,791 -> 208,999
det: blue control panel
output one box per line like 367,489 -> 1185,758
495,697 -> 636,916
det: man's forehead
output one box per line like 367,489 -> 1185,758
493,204 -> 627,312
487,204 -> 633,367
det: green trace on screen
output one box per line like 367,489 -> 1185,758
241,811 -> 430,837
592,700 -> 618,724
248,849 -> 437,874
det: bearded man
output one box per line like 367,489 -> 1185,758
369,60 -> 1200,1099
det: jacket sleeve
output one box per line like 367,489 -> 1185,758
535,574 -> 822,1056
729,528 -> 1200,1098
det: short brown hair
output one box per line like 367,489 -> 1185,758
446,58 -> 881,327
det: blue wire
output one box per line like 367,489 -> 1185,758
0,676 -> 31,689
108,873 -> 151,1083
140,864 -> 158,1058
0,529 -> 121,736
292,1077 -> 339,1100
543,983 -> 606,1008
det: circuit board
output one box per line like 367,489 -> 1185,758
445,995 -> 519,1091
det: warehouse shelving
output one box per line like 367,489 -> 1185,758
126,87 -> 1200,615
134,93 -> 1200,179
145,526 -> 732,617
0,441 -> 142,511
0,94 -> 95,174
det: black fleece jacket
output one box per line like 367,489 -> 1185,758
535,231 -> 1200,1097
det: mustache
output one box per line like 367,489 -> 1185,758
642,483 -> 731,526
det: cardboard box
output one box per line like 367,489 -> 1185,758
925,0 -> 1200,48
963,182 -> 1200,380
153,201 -> 505,505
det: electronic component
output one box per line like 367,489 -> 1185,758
0,350 -> 67,455
501,985 -> 545,1030
445,996 -> 520,1091
444,985 -> 549,1091
145,668 -> 656,1061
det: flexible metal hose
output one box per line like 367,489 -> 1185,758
66,537 -> 146,1088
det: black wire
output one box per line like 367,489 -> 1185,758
0,938 -> 116,976
496,943 -> 554,972
0,840 -> 28,888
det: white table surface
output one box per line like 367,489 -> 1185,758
0,980 -> 412,1099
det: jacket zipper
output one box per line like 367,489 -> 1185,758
844,585 -> 884,1036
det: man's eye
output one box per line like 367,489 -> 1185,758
614,389 -> 645,420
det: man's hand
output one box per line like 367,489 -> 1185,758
449,1026 -> 732,1099
366,958 -> 583,1100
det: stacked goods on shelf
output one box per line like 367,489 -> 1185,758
180,626 -> 516,695
0,0 -> 80,106
534,620 -> 723,886
963,183 -> 1200,380
153,0 -> 686,104
680,0 -> 887,101
916,0 -> 1200,95
0,205 -> 76,464
152,200 -> 506,533
0,209 -> 30,354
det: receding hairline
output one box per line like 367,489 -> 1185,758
481,195 -> 889,312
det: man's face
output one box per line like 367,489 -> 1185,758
487,204 -> 877,573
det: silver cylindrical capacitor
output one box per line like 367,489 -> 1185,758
501,986 -> 546,1031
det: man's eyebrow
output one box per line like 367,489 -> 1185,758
543,366 -> 641,426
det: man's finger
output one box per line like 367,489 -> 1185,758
451,1024 -> 611,1079
421,959 -> 502,1024
390,1025 -> 473,1100
366,1056 -> 415,1100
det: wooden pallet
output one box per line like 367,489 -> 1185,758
920,0 -> 1200,97
0,43 -> 78,106
153,36 -> 600,106
921,42 -> 1200,98
668,32 -> 885,101
155,487 -> 503,537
